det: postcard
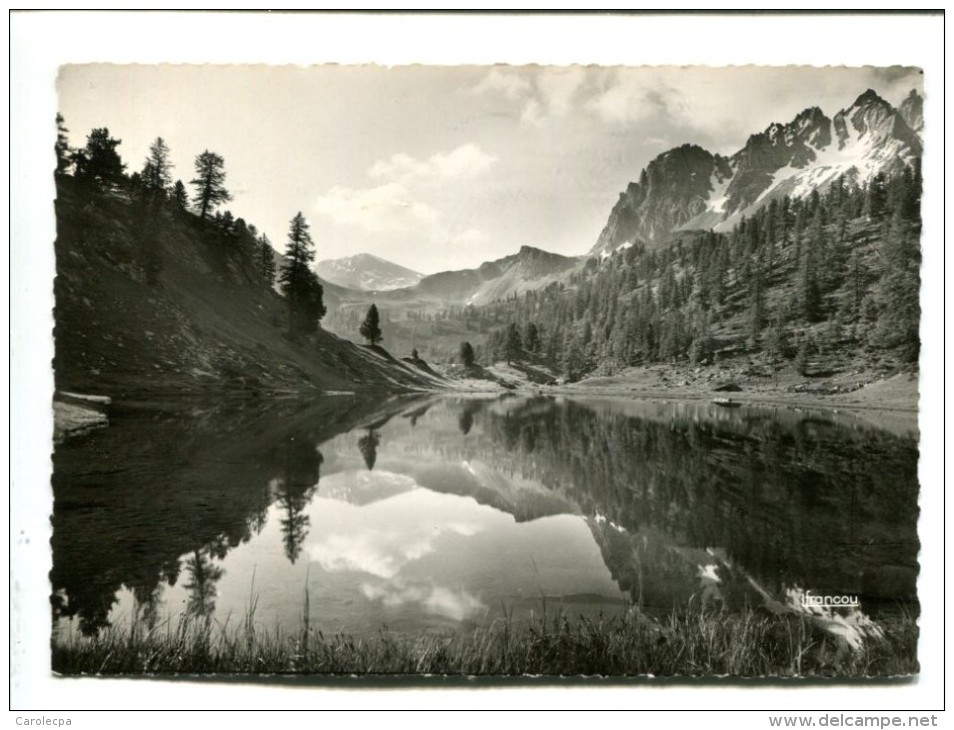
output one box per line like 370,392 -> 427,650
10,10 -> 945,718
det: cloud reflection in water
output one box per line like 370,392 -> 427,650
307,470 -> 491,622
361,581 -> 485,622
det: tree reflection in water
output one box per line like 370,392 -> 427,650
276,437 -> 324,564
183,548 -> 224,618
358,430 -> 380,471
50,394 -> 919,638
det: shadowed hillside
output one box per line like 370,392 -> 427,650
53,177 -> 439,398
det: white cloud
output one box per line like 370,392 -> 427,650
314,182 -> 490,247
368,143 -> 497,185
535,67 -> 586,120
471,66 -> 923,153
584,66 -> 925,153
473,68 -> 532,101
313,182 -> 440,234
474,66 -> 587,127
519,98 -> 544,126
315,144 -> 496,243
585,74 -> 669,126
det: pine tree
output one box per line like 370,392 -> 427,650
562,334 -> 585,382
54,113 -> 71,175
170,180 -> 189,210
504,322 -> 522,365
525,322 -> 541,353
190,150 -> 232,220
823,310 -> 845,354
792,207 -> 806,263
218,210 -> 235,237
279,212 -> 323,334
906,158 -> 922,221
460,341 -> 475,367
486,328 -> 504,362
800,214 -> 823,323
688,332 -> 715,366
259,234 -> 276,284
303,271 -> 326,330
864,172 -> 887,221
795,336 -> 813,376
659,310 -> 688,361
73,127 -> 126,189
748,254 -> 765,347
360,304 -> 383,346
871,210 -> 920,361
142,137 -> 173,199
358,430 -> 380,470
764,303 -> 791,362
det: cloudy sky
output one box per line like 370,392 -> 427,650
58,64 -> 922,274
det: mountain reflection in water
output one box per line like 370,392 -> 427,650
51,394 -> 919,643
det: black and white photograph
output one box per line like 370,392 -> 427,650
10,10 -> 945,717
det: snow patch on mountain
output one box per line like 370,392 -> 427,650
601,241 -> 632,260
596,88 -> 922,253
707,168 -> 733,215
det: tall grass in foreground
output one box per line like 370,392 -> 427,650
52,605 -> 918,677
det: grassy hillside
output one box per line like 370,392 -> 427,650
53,177 -> 441,398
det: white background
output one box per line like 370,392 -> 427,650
8,10 -> 947,721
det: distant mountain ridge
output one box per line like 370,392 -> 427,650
592,88 -> 923,257
316,252 -> 423,291
409,245 -> 582,306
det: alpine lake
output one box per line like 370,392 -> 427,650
50,392 -> 920,674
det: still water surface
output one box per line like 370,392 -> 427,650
51,394 -> 919,640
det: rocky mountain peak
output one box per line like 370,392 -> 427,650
838,89 -> 894,132
855,87 -> 885,105
790,106 -> 831,147
591,87 -> 923,257
899,88 -> 924,132
591,145 -> 733,257
721,107 -> 833,216
832,88 -> 921,157
516,244 -> 547,258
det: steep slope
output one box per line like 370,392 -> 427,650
593,88 -> 922,256
53,177 -> 437,397
316,252 -> 423,291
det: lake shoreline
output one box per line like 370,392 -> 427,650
493,365 -> 920,434
52,373 -> 919,443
